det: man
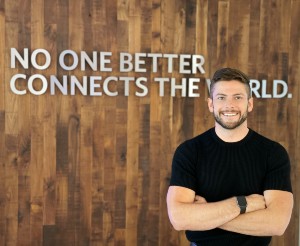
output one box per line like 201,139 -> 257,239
166,68 -> 293,246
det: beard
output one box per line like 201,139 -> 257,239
214,110 -> 248,130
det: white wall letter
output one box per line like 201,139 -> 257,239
28,74 -> 48,95
147,53 -> 162,72
154,77 -> 169,96
250,80 -> 261,98
50,75 -> 68,95
59,50 -> 79,70
188,78 -> 200,97
103,76 -> 118,96
120,77 -> 135,96
273,80 -> 288,98
135,77 -> 148,97
81,51 -> 97,71
11,48 -> 29,69
31,49 -> 51,70
10,74 -> 27,95
179,54 -> 191,74
261,80 -> 272,98
163,54 -> 178,73
100,52 -> 112,72
120,53 -> 133,72
171,78 -> 186,97
135,53 -> 147,72
192,55 -> 205,74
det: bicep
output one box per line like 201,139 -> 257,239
166,186 -> 196,228
167,186 -> 196,205
264,190 -> 293,218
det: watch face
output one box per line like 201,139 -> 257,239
237,196 -> 247,207
240,200 -> 247,206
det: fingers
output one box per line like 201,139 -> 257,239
245,194 -> 266,213
194,195 -> 207,204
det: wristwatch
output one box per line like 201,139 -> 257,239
236,196 -> 247,214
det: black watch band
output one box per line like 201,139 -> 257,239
236,196 -> 247,214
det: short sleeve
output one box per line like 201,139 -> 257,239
169,141 -> 198,191
263,142 -> 292,193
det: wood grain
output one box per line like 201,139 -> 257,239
0,0 -> 299,245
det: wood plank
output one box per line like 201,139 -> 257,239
114,107 -> 127,234
4,1 -> 19,245
17,0 -> 32,237
216,0 -> 229,68
0,2 -> 7,245
0,110 -> 5,246
79,106 -> 94,244
160,0 -> 179,244
150,0 -> 162,125
286,1 -> 300,245
206,0 -> 218,73
227,0 -> 250,72
194,0 -> 210,136
0,0 -> 4,111
103,107 -> 116,246
137,104 -> 150,244
30,0 -> 45,245
91,111 -> 104,245
43,23 -> 57,226
125,2 -> 141,242
248,0 -> 260,76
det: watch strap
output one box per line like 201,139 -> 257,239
236,196 -> 247,214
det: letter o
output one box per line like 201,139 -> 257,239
31,49 -> 51,70
28,74 -> 48,95
59,50 -> 79,70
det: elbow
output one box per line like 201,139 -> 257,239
274,212 -> 293,236
169,214 -> 185,231
270,217 -> 291,236
272,228 -> 285,237
271,223 -> 289,236
167,203 -> 187,231
171,222 -> 184,231
168,209 -> 188,231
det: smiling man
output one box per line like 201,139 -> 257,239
167,68 -> 293,246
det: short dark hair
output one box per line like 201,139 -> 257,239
210,68 -> 251,98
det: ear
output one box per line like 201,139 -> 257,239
207,98 -> 214,113
247,97 -> 253,112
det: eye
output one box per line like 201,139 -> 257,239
235,96 -> 243,100
217,96 -> 225,100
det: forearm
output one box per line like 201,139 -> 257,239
168,197 -> 240,231
220,209 -> 275,236
220,191 -> 293,236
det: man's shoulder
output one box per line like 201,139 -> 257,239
175,128 -> 213,155
181,128 -> 213,146
249,129 -> 286,151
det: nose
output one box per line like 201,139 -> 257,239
224,98 -> 235,108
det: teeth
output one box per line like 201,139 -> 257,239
223,113 -> 237,116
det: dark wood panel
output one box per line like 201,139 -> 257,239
0,0 -> 299,245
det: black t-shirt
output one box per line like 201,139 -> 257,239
170,128 -> 292,246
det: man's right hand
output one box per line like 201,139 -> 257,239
245,194 -> 266,213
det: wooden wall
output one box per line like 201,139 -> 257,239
0,0 -> 299,245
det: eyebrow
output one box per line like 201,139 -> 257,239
215,93 -> 245,96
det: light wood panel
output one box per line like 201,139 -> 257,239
0,0 -> 299,245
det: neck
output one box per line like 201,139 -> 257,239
214,123 -> 249,142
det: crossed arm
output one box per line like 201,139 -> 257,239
166,186 -> 293,236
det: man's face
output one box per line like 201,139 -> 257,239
207,80 -> 253,130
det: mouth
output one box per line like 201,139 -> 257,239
221,112 -> 239,117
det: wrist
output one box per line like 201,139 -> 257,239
236,196 -> 247,214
